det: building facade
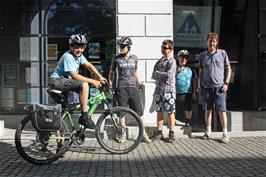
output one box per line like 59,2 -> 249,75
0,0 -> 265,129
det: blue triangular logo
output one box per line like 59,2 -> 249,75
177,13 -> 202,34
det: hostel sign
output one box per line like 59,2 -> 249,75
174,6 -> 221,48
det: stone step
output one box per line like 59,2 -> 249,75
0,120 -> 4,138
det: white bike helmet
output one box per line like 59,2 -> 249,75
177,49 -> 189,57
117,36 -> 132,46
69,34 -> 87,46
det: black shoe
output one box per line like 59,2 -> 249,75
78,116 -> 96,129
168,132 -> 175,143
56,142 -> 64,154
151,131 -> 163,141
185,119 -> 191,126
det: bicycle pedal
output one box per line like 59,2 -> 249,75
74,129 -> 85,145
76,134 -> 85,145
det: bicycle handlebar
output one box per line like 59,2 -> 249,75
98,80 -> 111,94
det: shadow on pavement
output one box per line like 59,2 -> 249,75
0,137 -> 265,177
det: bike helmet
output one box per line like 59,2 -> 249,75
69,34 -> 87,46
117,36 -> 132,46
177,49 -> 189,57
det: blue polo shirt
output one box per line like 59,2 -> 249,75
199,49 -> 230,88
51,50 -> 86,78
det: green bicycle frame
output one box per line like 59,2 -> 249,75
61,91 -> 107,130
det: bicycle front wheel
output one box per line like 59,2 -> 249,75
15,114 -> 70,165
95,106 -> 143,154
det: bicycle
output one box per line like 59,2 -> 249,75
15,81 -> 143,165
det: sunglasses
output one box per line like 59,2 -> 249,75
180,56 -> 189,59
119,45 -> 128,49
161,46 -> 171,50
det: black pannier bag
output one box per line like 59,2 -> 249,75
31,104 -> 62,132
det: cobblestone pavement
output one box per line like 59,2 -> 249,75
0,134 -> 266,177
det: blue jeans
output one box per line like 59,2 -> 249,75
203,87 -> 227,112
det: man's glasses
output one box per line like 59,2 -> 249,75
161,46 -> 170,50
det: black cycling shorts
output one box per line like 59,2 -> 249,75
176,93 -> 193,111
115,87 -> 143,117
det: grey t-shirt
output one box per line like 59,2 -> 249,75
199,49 -> 230,88
110,54 -> 138,89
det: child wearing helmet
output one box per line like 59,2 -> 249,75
48,34 -> 106,129
175,50 -> 197,126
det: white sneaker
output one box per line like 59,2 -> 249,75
116,128 -> 127,143
203,131 -> 212,140
143,132 -> 152,143
221,134 -> 230,144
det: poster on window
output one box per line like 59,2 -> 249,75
88,42 -> 100,59
27,88 -> 39,104
25,63 -> 39,86
20,37 -> 31,61
2,64 -> 19,87
1,88 -> 14,110
47,44 -> 58,61
174,5 -> 221,48
17,89 -> 28,104
20,37 -> 38,61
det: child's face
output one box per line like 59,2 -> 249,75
178,56 -> 188,67
71,45 -> 86,57
161,45 -> 172,56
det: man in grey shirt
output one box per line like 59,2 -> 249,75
199,32 -> 232,144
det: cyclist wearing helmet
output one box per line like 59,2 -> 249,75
108,36 -> 151,143
175,49 -> 197,127
48,34 -> 105,129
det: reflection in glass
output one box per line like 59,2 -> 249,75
44,0 -> 115,37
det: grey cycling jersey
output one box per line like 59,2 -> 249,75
110,54 -> 138,89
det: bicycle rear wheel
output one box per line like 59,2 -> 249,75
15,114 -> 70,165
95,106 -> 143,154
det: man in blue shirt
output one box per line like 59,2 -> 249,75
48,34 -> 105,129
199,32 -> 232,143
